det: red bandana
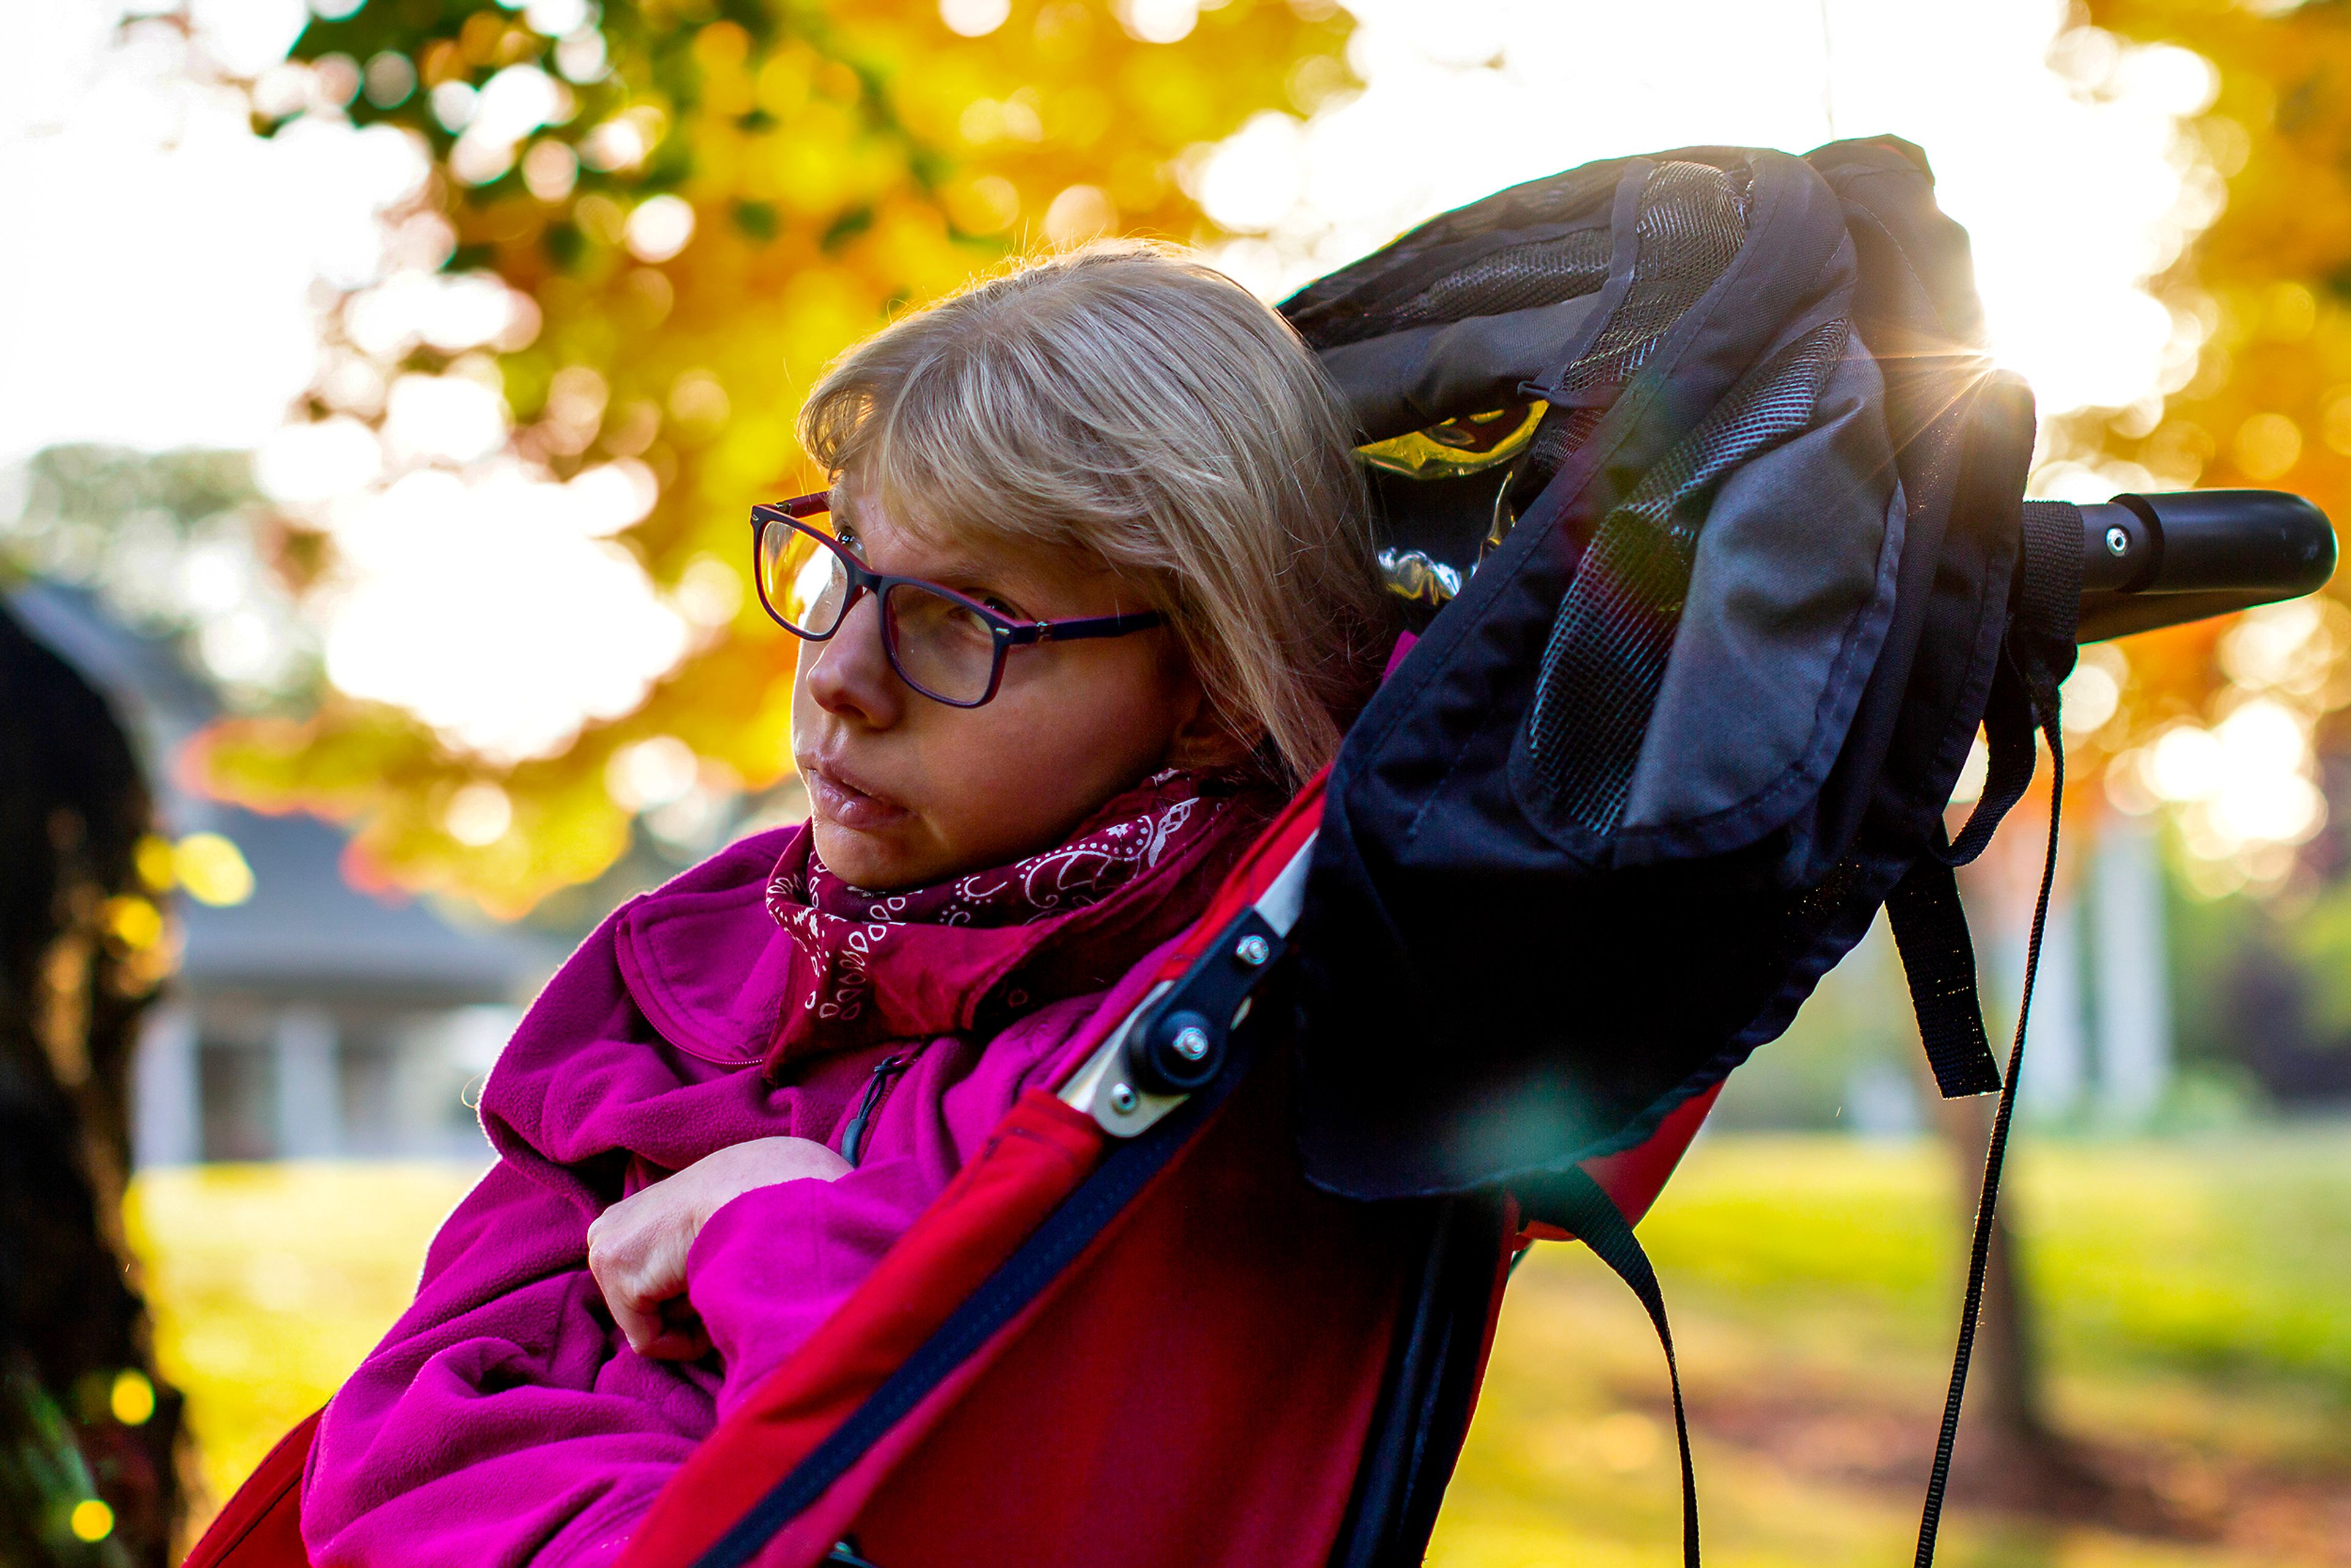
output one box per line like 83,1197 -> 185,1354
760,768 -> 1272,1068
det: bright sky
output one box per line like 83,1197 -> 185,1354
0,0 -> 2232,770
3,0 -> 2215,467
1198,0 -> 2218,433
0,1 -> 389,463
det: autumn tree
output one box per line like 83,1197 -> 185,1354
2049,2 -> 2351,767
1895,0 -> 2351,1509
2069,2 -> 2351,1013
198,0 -> 1352,915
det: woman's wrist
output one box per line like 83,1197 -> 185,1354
687,1137 -> 852,1228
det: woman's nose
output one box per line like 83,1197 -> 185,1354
801,593 -> 904,726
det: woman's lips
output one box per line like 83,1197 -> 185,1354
803,759 -> 910,832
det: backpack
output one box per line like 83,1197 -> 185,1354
1287,135 -> 2079,1565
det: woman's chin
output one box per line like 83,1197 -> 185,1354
809,817 -> 936,892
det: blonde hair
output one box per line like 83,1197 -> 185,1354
797,239 -> 1390,787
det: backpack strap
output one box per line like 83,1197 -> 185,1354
1514,1167 -> 1698,1568
1884,856 -> 2001,1098
1935,499 -> 2082,866
1913,495 -> 2077,1567
1890,495 -> 2083,1103
1913,705 -> 2063,1567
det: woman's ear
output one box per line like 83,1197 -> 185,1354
1159,682 -> 1261,774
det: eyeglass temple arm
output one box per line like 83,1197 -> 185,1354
1008,610 -> 1166,645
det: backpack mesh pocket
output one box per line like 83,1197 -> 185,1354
1369,228 -> 1616,337
1521,317 -> 1854,836
1512,160 -> 1751,506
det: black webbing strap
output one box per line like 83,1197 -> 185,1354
2013,500 -> 2084,668
1914,497 -> 2075,1565
686,1038 -> 1258,1568
1884,857 -> 2001,1098
1940,671 -> 2036,866
1913,711 -> 2062,1567
1938,499 -> 2080,868
1516,1166 -> 1698,1568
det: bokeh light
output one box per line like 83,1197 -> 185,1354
940,0 -> 1013,39
606,735 -> 700,813
443,781 -> 515,847
69,1498 -> 113,1543
173,831 -> 255,907
2099,596 -> 2351,893
623,194 -> 696,263
110,1368 -> 157,1426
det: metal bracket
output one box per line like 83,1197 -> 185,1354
1059,980 -> 1182,1138
1061,831 -> 1316,1136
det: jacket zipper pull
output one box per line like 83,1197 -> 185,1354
839,1050 -> 914,1168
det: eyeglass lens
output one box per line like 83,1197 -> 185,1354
759,517 -> 1001,705
882,581 -> 999,703
761,518 -> 850,635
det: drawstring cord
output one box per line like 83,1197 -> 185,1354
839,1050 -> 917,1168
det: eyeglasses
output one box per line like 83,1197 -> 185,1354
749,493 -> 1166,708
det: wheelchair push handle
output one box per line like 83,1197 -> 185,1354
2073,489 -> 2336,642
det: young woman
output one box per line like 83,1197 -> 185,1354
299,242 -> 1393,1567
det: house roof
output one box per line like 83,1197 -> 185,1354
9,581 -> 558,1007
175,804 -> 557,1004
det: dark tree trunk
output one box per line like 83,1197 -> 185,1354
1918,1060 -> 2121,1517
0,602 -> 186,1567
1902,917 -> 2207,1533
1927,1085 -> 2051,1457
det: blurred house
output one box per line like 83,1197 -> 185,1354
1721,821 -> 2180,1134
1982,817 -> 2177,1128
7,582 -> 556,1165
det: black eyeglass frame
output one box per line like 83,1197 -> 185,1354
748,493 -> 1167,708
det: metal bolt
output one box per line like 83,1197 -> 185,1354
1108,1083 -> 1139,1114
1235,934 -> 1271,967
1171,1025 -> 1212,1062
2105,524 -> 2131,557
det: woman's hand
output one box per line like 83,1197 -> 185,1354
586,1136 -> 852,1359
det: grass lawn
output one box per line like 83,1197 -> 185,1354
126,1161 -> 490,1534
130,1131 -> 2351,1562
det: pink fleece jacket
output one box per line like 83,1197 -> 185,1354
299,825 -> 1155,1568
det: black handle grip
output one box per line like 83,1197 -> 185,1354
2075,489 -> 2336,642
